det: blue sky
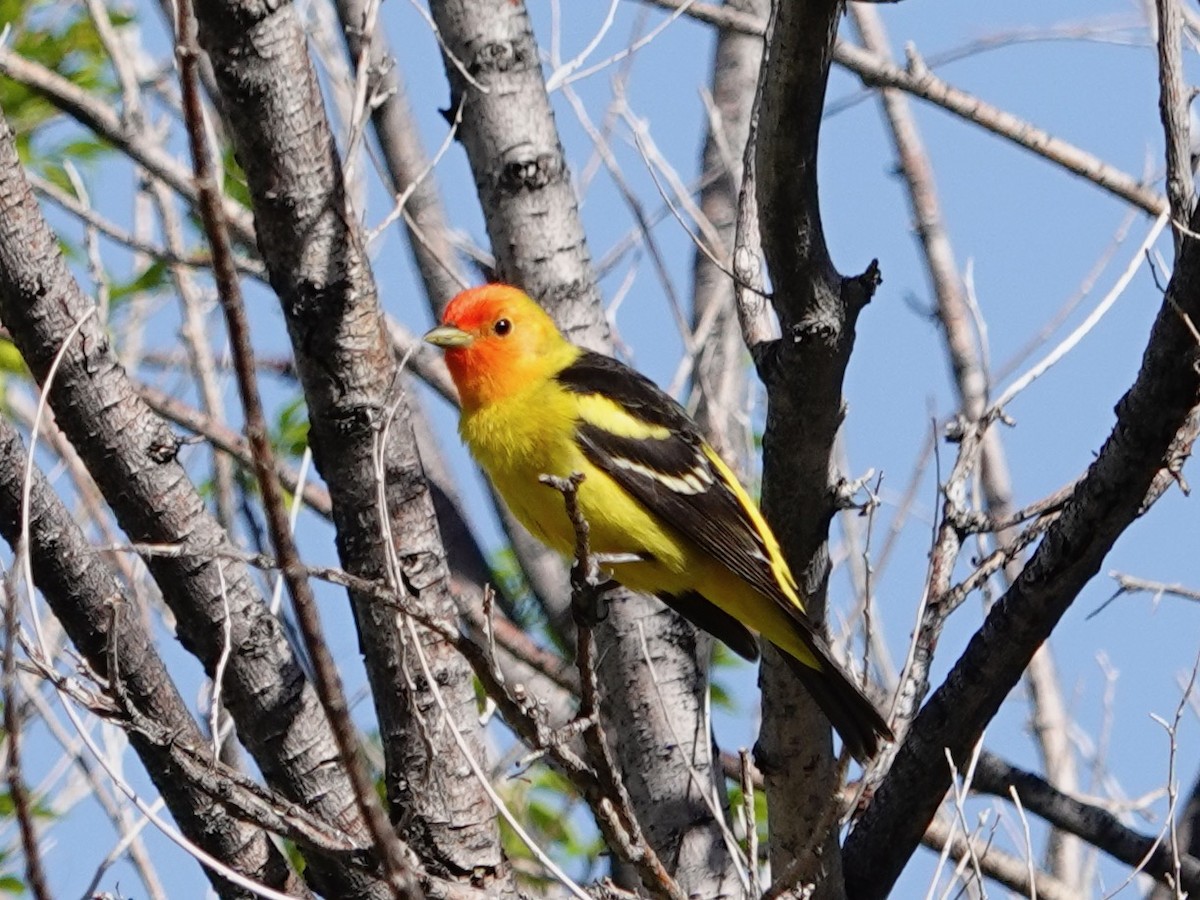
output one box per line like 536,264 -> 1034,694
10,0 -> 1200,896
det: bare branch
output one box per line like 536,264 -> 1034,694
191,0 -> 507,882
1155,0 -> 1196,250
972,749 -> 1200,894
844,197 -> 1200,900
0,95 -> 379,900
640,0 -> 1167,216
0,418 -> 303,896
428,0 -> 608,347
334,0 -> 470,311
2,572 -> 51,900
1104,570 -> 1200,606
750,0 -> 882,892
0,47 -> 258,244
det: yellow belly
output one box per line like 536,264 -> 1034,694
461,383 -> 687,573
458,383 -> 816,668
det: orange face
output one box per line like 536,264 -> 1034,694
424,284 -> 567,411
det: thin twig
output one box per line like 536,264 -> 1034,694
988,209 -> 1169,419
1,570 -> 51,900
1009,785 -> 1039,900
0,47 -> 257,244
739,749 -> 761,897
1095,571 -> 1200,617
539,472 -> 688,900
639,0 -> 1168,215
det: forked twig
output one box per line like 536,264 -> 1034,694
539,472 -> 688,900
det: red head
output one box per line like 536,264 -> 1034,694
424,284 -> 574,412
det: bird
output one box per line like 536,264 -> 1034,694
424,283 -> 893,761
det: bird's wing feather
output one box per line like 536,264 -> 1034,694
556,351 -> 807,620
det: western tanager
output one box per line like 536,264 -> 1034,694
425,284 -> 893,760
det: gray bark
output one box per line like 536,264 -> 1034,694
428,0 -> 608,348
335,0 -> 466,313
847,5 -> 1082,889
843,213 -> 1200,899
689,0 -> 767,471
0,417 -> 304,900
750,1 -> 876,895
428,2 -> 738,894
191,0 -> 508,886
0,110 -> 388,899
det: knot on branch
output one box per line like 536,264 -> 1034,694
146,425 -> 183,464
497,152 -> 564,195
788,315 -> 837,347
844,258 -> 883,315
832,468 -> 880,514
398,550 -> 446,596
470,40 -> 531,78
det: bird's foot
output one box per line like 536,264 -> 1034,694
568,560 -> 618,627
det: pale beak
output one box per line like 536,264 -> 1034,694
423,324 -> 475,349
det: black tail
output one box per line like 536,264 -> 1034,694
783,650 -> 894,763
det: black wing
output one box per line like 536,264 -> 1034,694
559,352 -> 895,758
556,351 -> 794,610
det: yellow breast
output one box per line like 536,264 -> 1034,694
458,382 -> 688,576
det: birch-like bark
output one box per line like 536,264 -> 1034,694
689,0 -> 766,471
428,2 -> 737,893
191,0 -> 508,886
428,0 -> 607,348
334,0 -> 466,312
0,112 -> 388,899
332,9 -> 576,641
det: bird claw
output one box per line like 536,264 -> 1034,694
569,562 -> 615,627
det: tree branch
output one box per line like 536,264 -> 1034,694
750,2 -> 882,895
0,416 -> 304,898
849,6 -> 1083,886
426,3 -> 738,893
638,0 -> 1167,216
0,105 -> 380,899
1155,0 -> 1195,250
428,0 -> 608,347
175,1 -> 420,893
972,749 -> 1200,894
844,211 -> 1200,899
191,0 -> 506,886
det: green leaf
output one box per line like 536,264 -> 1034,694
222,147 -> 252,210
0,339 -> 27,377
110,259 -> 170,303
709,642 -> 745,712
496,763 -> 601,888
273,396 -> 310,458
2,0 -> 120,155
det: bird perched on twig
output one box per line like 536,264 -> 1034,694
424,283 -> 893,761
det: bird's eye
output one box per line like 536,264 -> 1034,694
493,318 -> 512,336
